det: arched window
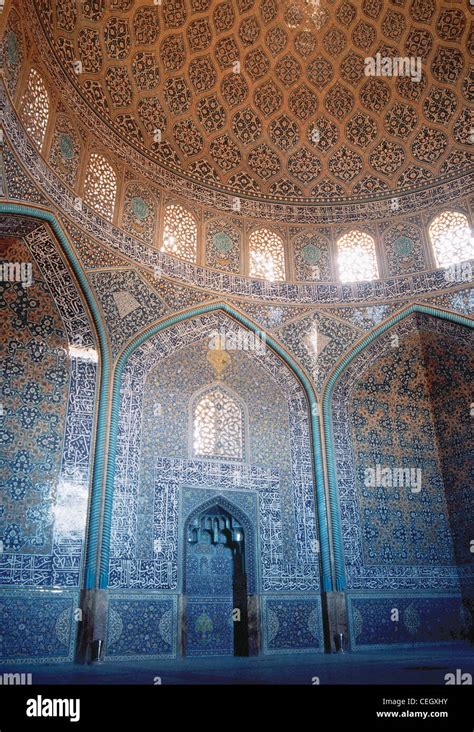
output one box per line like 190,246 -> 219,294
83,153 -> 117,221
249,228 -> 286,281
336,230 -> 379,283
429,211 -> 473,268
162,204 -> 198,262
192,385 -> 244,461
19,68 -> 49,150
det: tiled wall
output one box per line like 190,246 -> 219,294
347,594 -> 468,650
333,314 -> 473,647
106,313 -> 323,656
0,232 -> 98,664
1,589 -> 79,663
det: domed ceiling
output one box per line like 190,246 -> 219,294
33,0 -> 473,204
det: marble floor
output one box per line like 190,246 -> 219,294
4,646 -> 474,685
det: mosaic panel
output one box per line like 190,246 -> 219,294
205,217 -> 241,274
106,595 -> 176,659
263,597 -> 323,654
382,222 -> 427,277
185,598 -> 234,656
1,238 -> 69,556
120,182 -> 159,245
2,6 -> 24,96
420,328 -> 473,569
48,114 -> 85,187
427,289 -> 474,319
278,311 -> 358,392
347,594 -> 471,649
89,269 -> 169,355
1,145 -> 50,207
0,590 -> 78,663
293,232 -> 331,282
332,314 -> 473,591
0,227 -> 97,590
226,300 -> 314,332
109,313 -> 320,594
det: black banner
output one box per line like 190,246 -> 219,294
0,684 -> 471,731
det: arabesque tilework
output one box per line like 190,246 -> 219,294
0,226 -> 98,664
106,311 -> 323,655
332,313 -> 473,646
332,314 -> 472,592
1,20 -> 473,661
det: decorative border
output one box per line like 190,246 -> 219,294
322,304 -> 474,591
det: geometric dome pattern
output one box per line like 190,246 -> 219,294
35,0 -> 472,203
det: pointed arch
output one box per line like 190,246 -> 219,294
102,301 -> 331,591
189,381 -> 249,461
0,202 -> 111,590
322,303 -> 474,591
184,493 -> 256,587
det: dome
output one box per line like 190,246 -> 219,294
28,0 -> 472,212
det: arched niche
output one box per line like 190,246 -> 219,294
182,495 -> 257,657
0,210 -> 105,664
324,305 -> 473,649
103,306 -> 328,658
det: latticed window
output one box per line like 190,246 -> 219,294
162,204 -> 198,262
336,230 -> 379,283
429,211 -> 473,268
20,68 -> 49,150
249,228 -> 286,281
83,153 -> 117,221
192,386 -> 244,461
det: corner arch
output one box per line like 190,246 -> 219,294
322,302 -> 474,591
0,201 -> 111,590
102,301 -> 332,591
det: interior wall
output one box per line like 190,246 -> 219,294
420,322 -> 474,624
106,312 -> 324,659
0,227 -> 98,664
332,314 -> 473,649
